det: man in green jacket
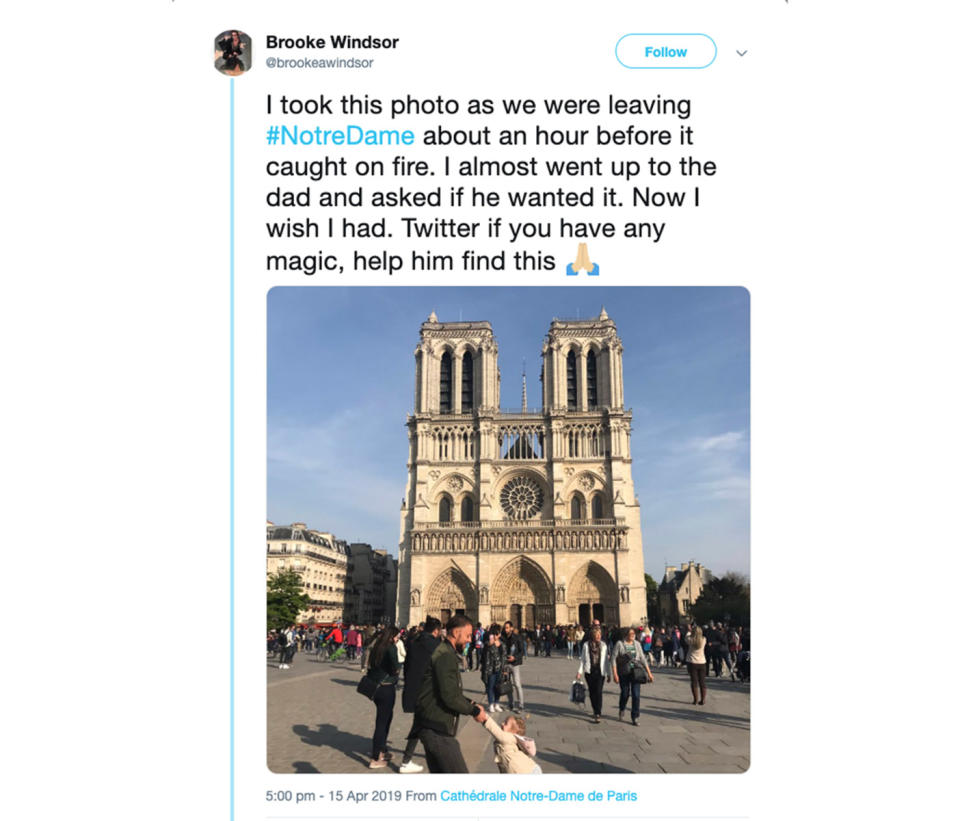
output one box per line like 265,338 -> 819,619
410,613 -> 486,772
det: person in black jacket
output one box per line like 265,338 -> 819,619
216,30 -> 246,74
411,614 -> 487,773
480,624 -> 506,712
397,617 -> 442,773
366,626 -> 402,768
501,620 -> 525,712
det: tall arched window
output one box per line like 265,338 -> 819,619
460,496 -> 474,522
586,349 -> 597,409
461,351 -> 474,411
439,351 -> 452,413
439,496 -> 452,523
591,494 -> 603,520
571,493 -> 583,520
566,350 -> 578,409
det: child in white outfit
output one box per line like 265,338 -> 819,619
482,714 -> 542,774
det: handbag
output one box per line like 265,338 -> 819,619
630,662 -> 650,685
570,680 -> 586,704
356,674 -> 379,700
497,670 -> 513,697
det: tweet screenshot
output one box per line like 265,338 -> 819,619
8,2 -> 955,821
229,2 -> 759,814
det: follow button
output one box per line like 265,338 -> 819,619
616,34 -> 717,69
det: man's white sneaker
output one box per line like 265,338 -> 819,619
398,761 -> 424,773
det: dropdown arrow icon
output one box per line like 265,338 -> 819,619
737,49 -> 748,56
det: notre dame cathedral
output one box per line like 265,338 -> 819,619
396,309 -> 647,628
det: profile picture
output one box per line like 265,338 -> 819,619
214,29 -> 251,76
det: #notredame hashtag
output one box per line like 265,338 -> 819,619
266,126 -> 280,145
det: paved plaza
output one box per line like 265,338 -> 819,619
267,650 -> 749,774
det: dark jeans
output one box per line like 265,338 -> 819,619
282,646 -> 295,664
486,671 -> 501,706
419,727 -> 468,773
586,670 -> 604,716
618,678 -> 641,719
371,683 -> 396,759
688,662 -> 707,699
402,731 -> 419,764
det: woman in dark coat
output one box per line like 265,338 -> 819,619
480,624 -> 506,712
216,31 -> 246,73
365,626 -> 401,768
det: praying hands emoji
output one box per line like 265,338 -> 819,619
566,243 -> 600,276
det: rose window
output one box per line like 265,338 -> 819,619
500,476 -> 543,520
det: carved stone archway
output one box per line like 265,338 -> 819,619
425,566 -> 478,624
490,556 -> 554,627
567,560 -> 619,627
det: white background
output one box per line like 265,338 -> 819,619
3,2 -> 958,820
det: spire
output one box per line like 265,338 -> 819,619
521,359 -> 527,412
599,305 -> 609,320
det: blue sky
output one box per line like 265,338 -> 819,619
267,287 -> 749,581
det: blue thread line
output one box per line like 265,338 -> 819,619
229,77 -> 236,821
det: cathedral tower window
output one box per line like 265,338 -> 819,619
461,351 -> 474,411
586,349 -> 598,409
566,350 -> 578,410
440,351 -> 452,413
591,494 -> 603,520
439,495 -> 452,523
461,496 -> 474,522
571,493 -> 584,520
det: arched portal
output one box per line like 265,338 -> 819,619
567,560 -> 619,627
426,566 -> 478,625
490,556 -> 554,627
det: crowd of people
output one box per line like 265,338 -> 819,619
268,616 -> 749,773
267,623 -> 377,668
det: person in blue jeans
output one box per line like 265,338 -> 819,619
612,627 -> 654,726
481,624 -> 506,712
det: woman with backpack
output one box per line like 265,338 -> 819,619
612,627 -> 654,725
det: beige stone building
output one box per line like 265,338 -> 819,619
658,561 -> 712,624
396,310 -> 647,629
266,522 -> 349,623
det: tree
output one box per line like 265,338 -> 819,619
689,573 -> 750,626
267,569 -> 310,632
645,573 -> 661,625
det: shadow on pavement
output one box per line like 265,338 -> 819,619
519,700 -> 592,721
292,722 -> 371,768
537,748 -> 633,773
637,703 -> 749,730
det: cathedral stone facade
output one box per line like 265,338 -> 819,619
396,310 -> 647,629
